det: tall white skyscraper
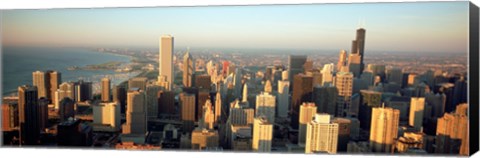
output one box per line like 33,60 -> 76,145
252,117 -> 273,152
159,35 -> 174,90
255,92 -> 276,124
321,63 -> 335,86
305,113 -> 339,154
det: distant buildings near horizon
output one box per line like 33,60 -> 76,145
1,28 -> 470,156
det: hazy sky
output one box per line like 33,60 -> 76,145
1,1 -> 469,53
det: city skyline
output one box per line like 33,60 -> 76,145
2,1 -> 469,53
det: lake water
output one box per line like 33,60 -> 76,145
2,47 -> 139,96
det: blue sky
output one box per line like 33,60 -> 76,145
1,1 -> 469,53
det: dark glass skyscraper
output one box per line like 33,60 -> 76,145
18,85 -> 40,145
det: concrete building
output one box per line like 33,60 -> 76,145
101,77 -> 111,102
122,88 -> 147,143
335,71 -> 354,117
369,106 -> 400,153
18,85 -> 40,145
159,35 -> 174,90
409,97 -> 425,131
93,102 -> 121,132
255,92 -> 276,124
305,113 -> 339,154
435,112 -> 469,155
191,128 -> 219,150
298,102 -> 317,145
183,50 -> 195,88
252,117 -> 273,152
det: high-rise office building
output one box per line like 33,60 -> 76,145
435,112 -> 469,155
128,77 -> 148,91
158,90 -> 175,116
201,100 -> 215,130
146,84 -> 161,118
197,89 -> 211,120
252,117 -> 273,152
305,113 -> 339,154
351,28 -> 366,73
32,71 -> 48,99
333,117 -> 351,152
214,92 -> 222,123
348,54 -> 362,78
366,64 -> 386,82
113,85 -> 127,114
59,97 -> 75,122
122,88 -> 147,136
255,92 -> 276,124
409,97 -> 425,131
313,84 -> 337,116
358,90 -> 383,131
291,73 -> 313,129
337,50 -> 348,72
234,68 -> 243,99
277,80 -> 290,118
18,85 -> 40,145
2,100 -> 18,131
288,55 -> 308,88
75,80 -> 92,102
264,80 -> 273,93
425,92 -> 446,118
242,83 -> 248,102
93,101 -> 121,131
369,106 -> 400,153
57,118 -> 93,147
320,63 -> 335,86
386,68 -> 403,85
229,100 -> 254,126
159,35 -> 174,90
48,71 -> 61,103
298,102 -> 317,145
101,77 -> 111,102
38,97 -> 48,131
180,92 -> 196,132
335,72 -> 354,117
183,50 -> 195,88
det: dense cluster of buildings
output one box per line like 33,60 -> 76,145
1,28 -> 469,156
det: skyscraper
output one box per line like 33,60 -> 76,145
180,92 -> 196,132
288,55 -> 308,88
191,128 -> 219,150
214,92 -> 222,124
183,50 -> 195,88
2,100 -> 18,132
313,84 -> 338,116
255,92 -> 276,124
38,97 -> 48,131
277,80 -> 290,118
32,71 -> 47,99
122,88 -> 147,136
58,97 -> 75,122
18,85 -> 40,145
320,63 -> 335,86
229,100 -> 255,126
93,101 -> 121,131
333,118 -> 351,152
146,84 -> 161,118
101,77 -> 111,102
435,112 -> 469,155
159,35 -> 174,90
252,117 -> 273,152
298,102 -> 317,145
335,72 -> 354,117
351,28 -> 366,72
291,73 -> 313,129
337,50 -> 348,72
48,71 -> 61,103
264,80 -> 272,93
201,100 -> 215,130
305,113 -> 339,154
369,106 -> 400,153
112,85 -> 127,114
195,74 -> 212,90
409,97 -> 425,131
158,90 -> 175,116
